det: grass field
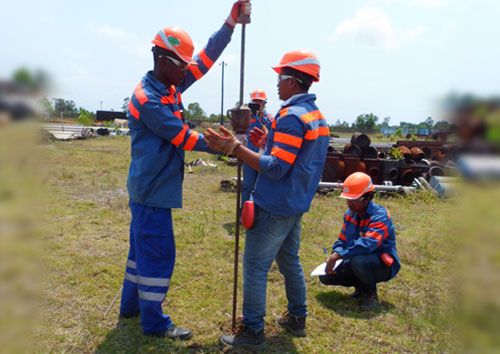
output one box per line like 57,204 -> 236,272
1,129 -> 499,353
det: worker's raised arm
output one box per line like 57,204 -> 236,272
178,0 -> 252,92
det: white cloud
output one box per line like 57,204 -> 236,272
86,22 -> 148,58
94,25 -> 133,41
86,22 -> 137,42
331,7 -> 427,50
369,0 -> 448,8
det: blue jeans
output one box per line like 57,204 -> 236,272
243,206 -> 306,333
242,163 -> 258,204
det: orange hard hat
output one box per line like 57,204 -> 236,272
250,89 -> 267,102
272,49 -> 320,82
151,26 -> 195,64
340,172 -> 375,200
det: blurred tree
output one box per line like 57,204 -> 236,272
38,97 -> 53,113
12,67 -> 51,92
12,68 -> 35,89
381,116 -> 391,128
425,116 -> 434,129
121,97 -> 130,112
77,108 -> 95,126
353,113 -> 379,132
330,119 -> 351,132
53,98 -> 78,115
208,113 -> 220,122
434,120 -> 451,131
184,102 -> 206,120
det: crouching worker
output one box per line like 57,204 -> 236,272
320,172 -> 401,310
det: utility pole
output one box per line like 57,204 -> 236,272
219,61 -> 227,125
100,101 -> 103,110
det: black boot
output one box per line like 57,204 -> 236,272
119,311 -> 140,319
359,290 -> 379,310
350,287 -> 364,299
276,311 -> 307,337
220,325 -> 265,349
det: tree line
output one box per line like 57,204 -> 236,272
332,113 -> 451,134
42,95 -> 452,133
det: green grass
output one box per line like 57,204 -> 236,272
27,136 -> 464,353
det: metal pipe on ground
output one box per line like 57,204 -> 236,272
351,132 -> 371,149
318,182 -> 416,194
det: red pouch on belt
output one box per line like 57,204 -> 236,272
380,253 -> 394,267
241,200 -> 255,229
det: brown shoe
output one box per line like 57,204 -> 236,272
276,311 -> 306,337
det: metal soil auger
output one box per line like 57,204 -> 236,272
228,10 -> 251,332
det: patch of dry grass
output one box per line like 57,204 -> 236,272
3,135 -> 486,352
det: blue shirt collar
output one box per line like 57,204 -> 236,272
144,71 -> 169,95
281,93 -> 316,107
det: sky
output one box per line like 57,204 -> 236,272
2,0 -> 500,125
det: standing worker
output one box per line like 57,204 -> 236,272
242,89 -> 273,203
205,50 -> 329,349
119,1 -> 252,340
320,172 -> 401,310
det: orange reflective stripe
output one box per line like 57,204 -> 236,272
173,111 -> 182,119
134,82 -> 149,105
365,231 -> 383,245
345,214 -> 358,226
129,101 -> 140,120
271,120 -> 277,129
198,49 -> 214,69
360,218 -> 371,228
171,125 -> 188,146
161,95 -> 176,105
271,146 -> 297,164
274,132 -> 303,148
300,110 -> 324,124
339,232 -> 347,241
188,65 -> 203,80
184,130 -> 199,151
279,108 -> 289,117
177,92 -> 182,104
304,126 -> 330,140
370,221 -> 389,238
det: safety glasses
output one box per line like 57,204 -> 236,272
277,74 -> 303,84
158,54 -> 186,68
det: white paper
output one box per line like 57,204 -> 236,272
310,260 -> 343,277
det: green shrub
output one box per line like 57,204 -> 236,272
77,109 -> 95,126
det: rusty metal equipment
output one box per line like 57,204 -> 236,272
322,133 -> 456,186
351,132 -> 371,149
227,105 -> 251,134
